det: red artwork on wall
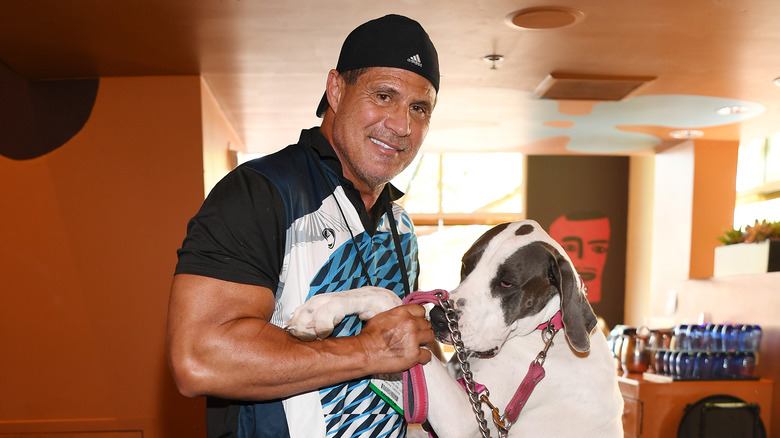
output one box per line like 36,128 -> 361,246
549,212 -> 610,303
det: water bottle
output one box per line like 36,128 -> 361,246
721,324 -> 739,351
739,325 -> 753,351
701,323 -> 714,351
676,351 -> 694,379
711,324 -> 723,351
693,352 -> 713,379
747,324 -> 762,352
686,324 -> 703,350
673,324 -> 689,350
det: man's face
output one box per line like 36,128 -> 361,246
329,67 -> 436,191
549,216 -> 610,302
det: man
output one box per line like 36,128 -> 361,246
167,14 -> 440,438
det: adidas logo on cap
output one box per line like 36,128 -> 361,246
407,54 -> 423,68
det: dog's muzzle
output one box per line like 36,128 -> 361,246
429,305 -> 451,344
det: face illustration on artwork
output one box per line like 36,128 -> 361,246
549,214 -> 610,302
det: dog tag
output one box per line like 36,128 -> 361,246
369,373 -> 404,415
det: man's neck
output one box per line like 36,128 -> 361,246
319,117 -> 384,212
355,182 -> 383,212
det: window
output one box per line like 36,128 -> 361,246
392,152 -> 525,289
734,133 -> 780,228
392,152 -> 525,226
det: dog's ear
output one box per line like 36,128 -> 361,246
556,256 -> 597,353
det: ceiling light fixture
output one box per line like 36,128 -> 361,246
716,106 -> 750,115
669,129 -> 704,139
506,6 -> 585,30
484,54 -> 504,69
774,77 -> 780,87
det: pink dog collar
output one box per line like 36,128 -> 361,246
538,310 -> 563,330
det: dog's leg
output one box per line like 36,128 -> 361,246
286,286 -> 402,340
422,358 -> 490,438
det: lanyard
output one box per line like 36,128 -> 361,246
383,200 -> 412,298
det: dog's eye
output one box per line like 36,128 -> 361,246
500,281 -> 513,288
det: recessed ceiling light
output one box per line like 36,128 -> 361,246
670,129 -> 704,139
716,106 -> 751,115
774,77 -> 780,87
506,7 -> 585,30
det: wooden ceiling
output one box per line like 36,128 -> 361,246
2,0 -> 780,155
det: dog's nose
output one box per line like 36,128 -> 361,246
429,305 -> 449,332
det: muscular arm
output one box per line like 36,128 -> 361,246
166,273 -> 433,400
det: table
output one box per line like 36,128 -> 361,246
618,373 -> 773,437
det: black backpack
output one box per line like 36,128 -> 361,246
677,394 -> 766,438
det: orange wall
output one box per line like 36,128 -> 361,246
689,139 -> 739,278
0,76 -> 207,436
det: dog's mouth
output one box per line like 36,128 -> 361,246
435,334 -> 499,359
473,347 -> 499,358
429,304 -> 500,359
429,304 -> 500,358
430,305 -> 453,344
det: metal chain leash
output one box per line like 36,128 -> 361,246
435,291 -> 494,438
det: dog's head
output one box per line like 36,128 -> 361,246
435,220 -> 597,357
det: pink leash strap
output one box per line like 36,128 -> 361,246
455,363 -> 546,430
403,289 -> 448,307
402,364 -> 428,424
503,311 -> 561,426
401,289 -> 449,425
504,361 -> 546,423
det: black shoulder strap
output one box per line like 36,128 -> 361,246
383,200 -> 412,298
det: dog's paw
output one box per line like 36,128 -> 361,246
285,310 -> 322,341
286,293 -> 348,341
285,286 -> 403,341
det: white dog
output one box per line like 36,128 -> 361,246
287,220 -> 624,437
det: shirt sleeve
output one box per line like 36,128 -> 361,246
174,164 -> 286,291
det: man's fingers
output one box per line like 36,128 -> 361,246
418,346 -> 432,365
401,303 -> 427,317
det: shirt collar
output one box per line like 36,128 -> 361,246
302,127 -> 405,202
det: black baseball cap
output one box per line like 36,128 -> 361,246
316,14 -> 440,117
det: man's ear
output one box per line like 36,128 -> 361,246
325,69 -> 343,114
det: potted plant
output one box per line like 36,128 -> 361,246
714,220 -> 780,276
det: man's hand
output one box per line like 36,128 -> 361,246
357,304 -> 435,374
